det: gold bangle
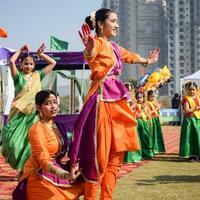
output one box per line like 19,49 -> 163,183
142,58 -> 148,67
84,49 -> 95,58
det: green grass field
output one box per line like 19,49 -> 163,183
113,155 -> 200,200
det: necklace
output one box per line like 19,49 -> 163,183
40,119 -> 63,151
40,119 -> 57,129
24,73 -> 33,91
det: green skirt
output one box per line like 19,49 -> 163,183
137,119 -> 154,159
124,119 -> 144,163
123,148 -> 142,163
1,112 -> 38,170
151,117 -> 165,154
179,116 -> 200,158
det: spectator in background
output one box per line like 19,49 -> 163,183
171,93 -> 181,109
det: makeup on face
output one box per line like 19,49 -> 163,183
40,94 -> 58,120
21,57 -> 35,74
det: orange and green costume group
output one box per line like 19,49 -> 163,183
124,95 -> 166,164
10,35 -> 166,199
124,102 -> 154,163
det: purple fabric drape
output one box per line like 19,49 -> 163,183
69,94 -> 98,181
100,42 -> 131,101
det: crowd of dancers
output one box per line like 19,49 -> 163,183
1,7 -> 200,200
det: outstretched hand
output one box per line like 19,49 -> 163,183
78,23 -> 94,52
147,48 -> 160,64
37,43 -> 46,55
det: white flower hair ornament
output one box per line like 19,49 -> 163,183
90,11 -> 96,28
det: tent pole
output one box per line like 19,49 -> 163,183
70,70 -> 75,114
0,67 -> 3,144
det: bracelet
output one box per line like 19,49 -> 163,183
37,52 -> 44,56
142,58 -> 149,67
84,49 -> 95,58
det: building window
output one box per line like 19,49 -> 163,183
179,42 -> 184,46
179,28 -> 184,32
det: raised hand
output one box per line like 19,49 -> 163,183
37,43 -> 46,55
147,48 -> 160,64
78,23 -> 94,53
20,45 -> 30,53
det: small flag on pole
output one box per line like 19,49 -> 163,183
50,36 -> 68,51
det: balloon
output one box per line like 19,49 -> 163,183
144,82 -> 153,91
147,72 -> 161,84
160,65 -> 171,81
0,27 -> 8,38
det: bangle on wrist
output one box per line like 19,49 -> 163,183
142,58 -> 148,67
37,52 -> 43,56
84,49 -> 94,58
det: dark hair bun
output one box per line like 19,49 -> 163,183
85,16 -> 94,30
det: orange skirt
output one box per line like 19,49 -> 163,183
97,98 -> 139,153
26,174 -> 84,200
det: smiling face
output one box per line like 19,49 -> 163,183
98,12 -> 119,39
21,56 -> 35,74
38,94 -> 58,120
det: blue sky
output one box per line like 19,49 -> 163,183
0,0 -> 102,51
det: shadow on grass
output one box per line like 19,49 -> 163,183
152,154 -> 188,162
136,175 -> 200,185
0,176 -> 18,182
152,157 -> 187,162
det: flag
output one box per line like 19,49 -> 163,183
50,36 -> 68,51
0,27 -> 8,38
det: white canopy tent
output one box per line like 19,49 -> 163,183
180,69 -> 200,95
0,47 -> 15,115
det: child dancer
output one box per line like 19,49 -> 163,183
135,92 -> 154,159
147,90 -> 165,154
124,84 -> 142,163
179,81 -> 200,161
2,43 -> 56,170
